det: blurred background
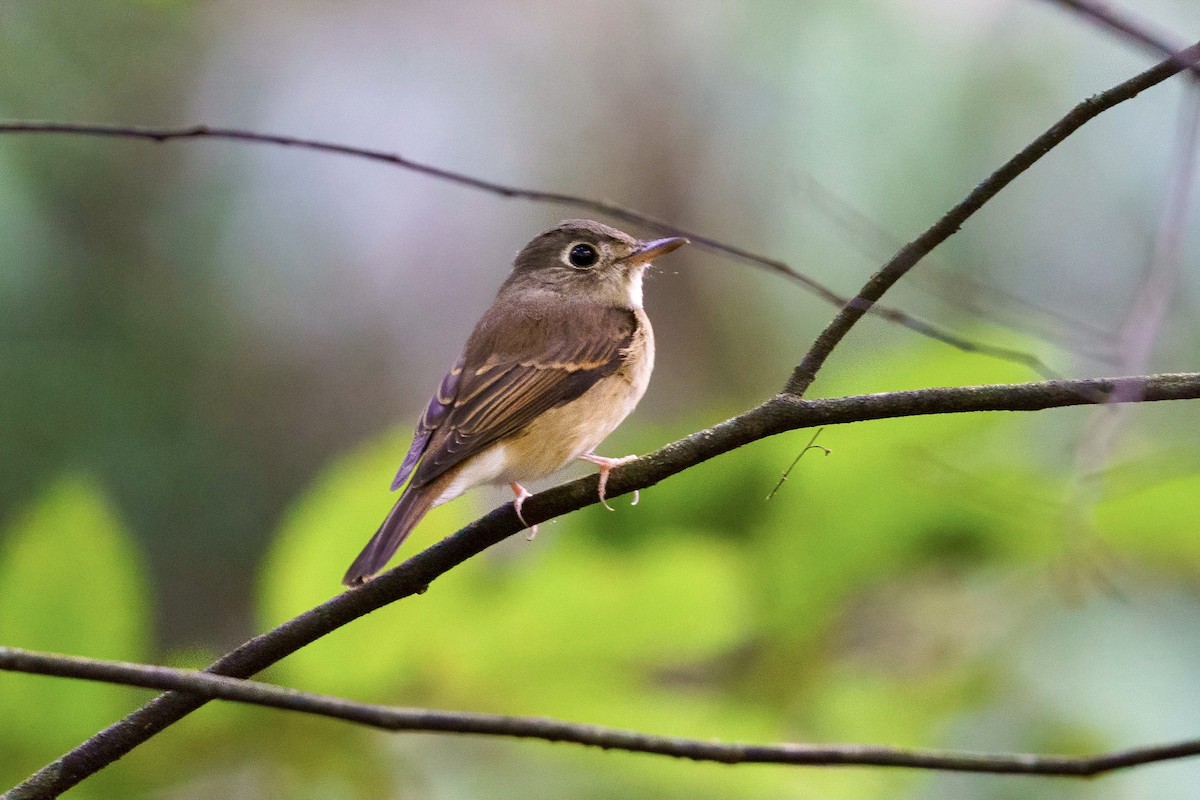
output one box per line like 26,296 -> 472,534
2,0 -> 1200,797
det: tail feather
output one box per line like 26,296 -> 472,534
343,483 -> 441,586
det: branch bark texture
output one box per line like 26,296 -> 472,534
3,645 -> 1198,777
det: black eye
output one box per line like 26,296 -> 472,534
567,243 -> 599,268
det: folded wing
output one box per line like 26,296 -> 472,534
392,300 -> 638,492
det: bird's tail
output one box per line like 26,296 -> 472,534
342,480 -> 442,586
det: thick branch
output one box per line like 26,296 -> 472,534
6,372 -> 1200,799
785,40 -> 1200,396
2,645 -> 1198,777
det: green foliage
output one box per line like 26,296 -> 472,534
0,476 -> 149,789
258,433 -> 480,697
1096,470 -> 1200,569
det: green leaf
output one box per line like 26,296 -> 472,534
258,430 -> 481,697
1095,471 -> 1200,568
0,475 -> 149,775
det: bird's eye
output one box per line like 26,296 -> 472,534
565,242 -> 599,269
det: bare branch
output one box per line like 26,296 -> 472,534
1041,0 -> 1200,78
1076,87 -> 1200,482
0,119 -> 1061,379
6,372 -> 1200,799
3,645 -> 1200,778
0,121 -> 878,296
785,41 -> 1200,397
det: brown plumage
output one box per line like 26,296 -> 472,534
343,220 -> 686,585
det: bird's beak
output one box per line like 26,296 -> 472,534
624,236 -> 688,265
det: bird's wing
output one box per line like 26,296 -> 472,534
398,301 -> 637,490
390,356 -> 463,490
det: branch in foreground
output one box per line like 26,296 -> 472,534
6,372 -> 1200,799
0,119 -> 1061,380
3,645 -> 1198,778
785,40 -> 1200,396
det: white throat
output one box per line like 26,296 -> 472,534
626,267 -> 645,309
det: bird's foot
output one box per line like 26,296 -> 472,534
510,482 -> 538,539
578,453 -> 639,510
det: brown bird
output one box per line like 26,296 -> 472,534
343,220 -> 687,585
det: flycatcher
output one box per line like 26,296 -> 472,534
343,219 -> 687,585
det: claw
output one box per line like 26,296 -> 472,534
510,482 -> 538,539
578,453 -> 638,510
597,468 -> 615,511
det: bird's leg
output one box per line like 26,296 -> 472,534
578,453 -> 639,510
510,482 -> 538,540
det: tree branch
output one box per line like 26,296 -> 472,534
6,372 -> 1200,798
785,40 -> 1200,396
0,121 -> 875,296
0,119 -> 1063,380
3,645 -> 1199,778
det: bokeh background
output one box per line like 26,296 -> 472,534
2,1 -> 1200,797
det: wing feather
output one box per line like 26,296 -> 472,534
390,356 -> 463,490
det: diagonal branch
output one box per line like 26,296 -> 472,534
785,40 -> 1200,397
0,119 -> 1061,379
3,645 -> 1199,777
6,372 -> 1200,799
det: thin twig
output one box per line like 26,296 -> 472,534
6,372 -> 1200,799
765,427 -> 829,500
2,645 -> 1198,777
785,41 -> 1200,397
0,119 -> 1059,379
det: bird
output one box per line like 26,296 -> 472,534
342,219 -> 687,585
